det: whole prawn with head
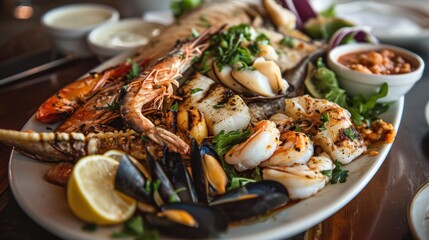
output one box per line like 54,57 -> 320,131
121,28 -> 220,154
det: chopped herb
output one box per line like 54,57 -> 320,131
213,103 -> 225,109
111,216 -> 160,240
199,15 -> 211,28
126,62 -> 140,80
191,28 -> 200,38
319,112 -> 329,130
228,177 -> 255,191
82,223 -> 97,232
344,128 -> 355,140
331,160 -> 349,184
212,129 -> 251,179
191,56 -> 200,63
321,169 -> 332,178
170,102 -> 179,111
169,187 -> 187,202
152,179 -> 161,193
45,126 -> 54,132
144,180 -> 152,193
295,126 -> 301,132
141,135 -> 149,143
280,36 -> 295,48
107,101 -> 120,111
190,88 -> 203,94
203,24 -> 270,71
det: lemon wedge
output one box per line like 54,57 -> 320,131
67,155 -> 136,225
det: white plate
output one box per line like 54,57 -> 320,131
425,101 -> 429,127
335,1 -> 429,45
408,180 -> 429,240
8,51 -> 404,239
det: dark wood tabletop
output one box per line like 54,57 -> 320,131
0,1 -> 429,239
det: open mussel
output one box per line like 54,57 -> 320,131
144,202 -> 228,238
114,154 -> 153,204
210,180 -> 289,222
190,139 -> 228,204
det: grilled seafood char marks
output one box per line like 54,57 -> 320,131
35,59 -> 146,125
56,81 -> 124,133
284,95 -> 366,164
0,129 -> 155,162
177,73 -> 251,136
120,28 -> 221,155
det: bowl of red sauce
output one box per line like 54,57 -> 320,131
327,43 -> 424,102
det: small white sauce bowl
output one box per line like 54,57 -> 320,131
87,19 -> 164,59
42,4 -> 119,57
327,43 -> 425,102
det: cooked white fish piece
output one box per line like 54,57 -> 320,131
178,74 -> 251,135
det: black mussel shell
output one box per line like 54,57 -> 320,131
144,202 -> 228,238
114,154 -> 152,204
147,149 -> 180,206
210,180 -> 289,222
190,140 -> 224,204
190,139 -> 209,204
161,147 -> 198,203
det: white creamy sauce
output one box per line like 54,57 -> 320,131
50,10 -> 110,29
105,30 -> 149,48
96,27 -> 160,48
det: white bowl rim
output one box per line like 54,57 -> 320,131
328,43 -> 425,85
87,18 -> 165,51
41,3 -> 119,33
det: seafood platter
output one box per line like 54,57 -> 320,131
3,0 -> 414,239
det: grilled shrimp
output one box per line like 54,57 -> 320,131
284,95 -> 366,164
260,130 -> 313,167
0,128 -> 155,162
225,120 -> 280,172
120,28 -> 219,154
35,60 -> 147,124
56,81 -> 124,133
263,153 -> 334,200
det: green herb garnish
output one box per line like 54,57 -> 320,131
228,177 -> 255,191
331,160 -> 349,184
107,101 -> 120,111
319,112 -> 329,130
280,36 -> 295,48
111,216 -> 160,240
213,103 -> 225,109
320,4 -> 336,18
212,129 -> 251,179
309,58 -> 390,125
199,15 -> 211,28
170,102 -> 179,111
344,128 -> 355,140
190,88 -> 203,94
126,62 -> 140,80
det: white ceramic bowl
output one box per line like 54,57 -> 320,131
87,19 -> 164,59
42,4 -> 119,57
327,43 -> 424,102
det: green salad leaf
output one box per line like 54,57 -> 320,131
307,58 -> 390,125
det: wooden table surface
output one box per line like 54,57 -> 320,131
0,1 -> 429,239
